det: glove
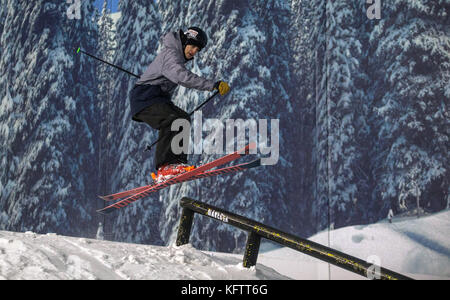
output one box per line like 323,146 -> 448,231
214,81 -> 230,96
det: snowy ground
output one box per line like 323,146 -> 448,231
0,210 -> 448,280
0,231 -> 288,280
255,209 -> 450,280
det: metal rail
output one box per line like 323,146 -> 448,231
176,197 -> 412,280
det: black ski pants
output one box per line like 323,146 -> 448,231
134,102 -> 190,170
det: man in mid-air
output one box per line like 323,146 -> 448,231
129,27 -> 230,183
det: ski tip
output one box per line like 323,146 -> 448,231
76,47 -> 80,54
97,206 -> 116,215
98,195 -> 115,201
242,158 -> 261,169
251,158 -> 261,167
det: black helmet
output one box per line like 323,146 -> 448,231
182,27 -> 208,50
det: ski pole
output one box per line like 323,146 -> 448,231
190,90 -> 220,114
76,47 -> 140,78
145,90 -> 220,151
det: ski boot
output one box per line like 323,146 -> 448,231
151,163 -> 195,184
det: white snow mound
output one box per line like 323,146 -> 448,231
0,230 -> 288,280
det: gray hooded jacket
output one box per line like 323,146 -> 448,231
136,31 -> 216,93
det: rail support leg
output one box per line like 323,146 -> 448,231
176,207 -> 194,246
243,231 -> 261,268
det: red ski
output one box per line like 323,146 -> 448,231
99,158 -> 261,202
97,143 -> 256,214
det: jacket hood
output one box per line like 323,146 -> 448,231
162,31 -> 192,62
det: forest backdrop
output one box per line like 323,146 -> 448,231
0,0 -> 448,252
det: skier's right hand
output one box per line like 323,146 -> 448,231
214,81 -> 230,96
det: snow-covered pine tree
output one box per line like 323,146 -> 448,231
98,1 -> 116,63
96,0 -> 115,232
95,0 -> 119,239
105,0 -> 164,244
305,0 -> 330,233
296,0 -> 373,232
0,1 -> 99,236
322,0 -> 371,228
368,0 -> 450,217
289,0 -> 323,236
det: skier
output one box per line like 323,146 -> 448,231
129,27 -> 230,183
96,222 -> 104,240
387,208 -> 394,224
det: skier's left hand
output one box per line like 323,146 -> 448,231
214,81 -> 230,96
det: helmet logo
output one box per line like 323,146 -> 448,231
185,29 -> 199,39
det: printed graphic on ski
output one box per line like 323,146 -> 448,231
99,158 -> 261,202
97,143 -> 256,214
